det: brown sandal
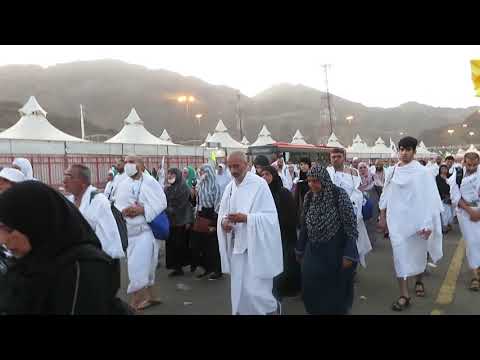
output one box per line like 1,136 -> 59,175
415,281 -> 425,297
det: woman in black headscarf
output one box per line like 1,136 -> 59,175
436,164 -> 453,233
295,165 -> 359,315
0,181 -> 121,314
261,166 -> 301,300
164,168 -> 194,277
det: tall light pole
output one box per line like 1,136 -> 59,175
236,91 -> 243,140
322,64 -> 334,136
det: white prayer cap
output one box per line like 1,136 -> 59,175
218,163 -> 225,169
0,168 -> 25,183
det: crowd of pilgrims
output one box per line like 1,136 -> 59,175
0,135 -> 479,315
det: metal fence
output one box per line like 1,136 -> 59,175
0,154 -> 208,189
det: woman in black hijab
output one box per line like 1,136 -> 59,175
436,164 -> 453,233
261,166 -> 301,300
0,181 -> 121,314
295,165 -> 359,315
164,168 -> 194,277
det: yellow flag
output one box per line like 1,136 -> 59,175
472,60 -> 480,97
210,151 -> 217,162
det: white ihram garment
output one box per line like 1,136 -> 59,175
69,185 -> 125,259
115,173 -> 167,294
449,168 -> 480,269
327,167 -> 372,268
379,161 -> 443,278
217,172 -> 283,315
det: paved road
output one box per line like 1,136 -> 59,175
118,226 -> 479,315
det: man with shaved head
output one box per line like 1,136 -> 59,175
217,151 -> 283,315
114,154 -> 167,311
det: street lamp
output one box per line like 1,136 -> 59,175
177,95 -> 196,121
469,131 -> 475,136
463,124 -> 468,128
448,129 -> 455,135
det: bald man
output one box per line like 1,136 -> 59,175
217,151 -> 283,315
114,155 -> 167,311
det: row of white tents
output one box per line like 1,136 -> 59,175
0,96 -> 438,159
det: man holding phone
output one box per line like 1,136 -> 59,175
217,151 -> 283,315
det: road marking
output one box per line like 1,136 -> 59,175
430,239 -> 465,315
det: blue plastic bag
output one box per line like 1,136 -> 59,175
149,211 -> 170,240
361,194 -> 374,221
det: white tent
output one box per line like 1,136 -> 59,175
241,136 -> 250,146
0,96 -> 86,142
207,120 -> 246,149
326,132 -> 344,148
159,129 -> 178,146
370,137 -> 391,158
349,134 -> 370,154
465,144 -> 480,155
456,147 -> 466,157
251,125 -> 276,147
291,129 -> 309,145
200,133 -> 212,147
105,108 -> 170,145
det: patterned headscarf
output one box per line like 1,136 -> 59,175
198,163 -> 221,212
184,166 -> 197,189
304,165 -> 358,244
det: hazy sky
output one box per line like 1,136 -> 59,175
0,45 -> 478,108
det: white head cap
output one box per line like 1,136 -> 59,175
0,168 -> 25,183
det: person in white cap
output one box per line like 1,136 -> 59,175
12,158 -> 34,181
0,168 -> 25,193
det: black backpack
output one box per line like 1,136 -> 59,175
90,191 -> 128,253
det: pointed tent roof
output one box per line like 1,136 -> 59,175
326,132 -> 344,148
251,125 -> 276,147
291,129 -> 309,145
159,129 -> 178,146
241,136 -> 250,146
207,120 -> 245,149
105,108 -> 170,145
466,144 -> 479,154
456,147 -> 466,156
370,137 -> 391,155
348,134 -> 370,153
0,96 -> 86,142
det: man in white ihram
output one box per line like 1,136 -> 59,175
326,148 -> 371,267
378,136 -> 443,311
115,155 -> 167,311
64,164 -> 125,260
217,151 -> 283,315
448,152 -> 480,291
63,164 -> 125,293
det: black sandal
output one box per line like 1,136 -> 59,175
392,296 -> 411,311
415,281 -> 425,297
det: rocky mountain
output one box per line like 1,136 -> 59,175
0,60 -> 477,146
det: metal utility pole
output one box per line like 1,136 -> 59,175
80,104 -> 85,140
322,64 -> 334,135
236,91 -> 243,140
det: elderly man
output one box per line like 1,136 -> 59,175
449,152 -> 480,291
0,168 -> 25,192
114,155 -> 167,311
64,164 -> 124,259
63,164 -> 125,292
217,151 -> 283,315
